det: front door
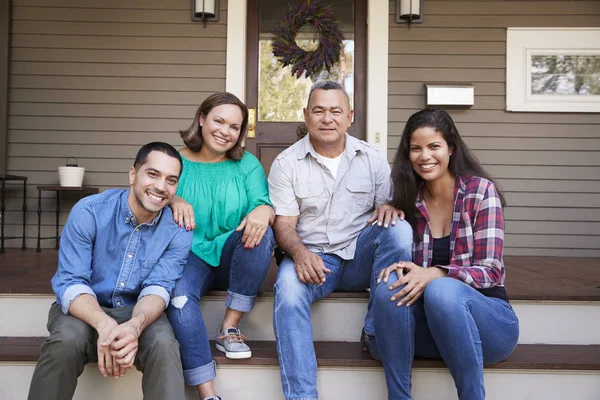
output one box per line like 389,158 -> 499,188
244,0 -> 367,176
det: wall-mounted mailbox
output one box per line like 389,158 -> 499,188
425,83 -> 474,108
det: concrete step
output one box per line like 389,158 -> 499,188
2,293 -> 600,345
2,339 -> 600,400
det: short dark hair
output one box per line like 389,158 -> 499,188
180,92 -> 249,161
133,142 -> 183,176
390,109 -> 506,227
306,80 -> 350,109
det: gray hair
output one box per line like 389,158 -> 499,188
306,80 -> 351,109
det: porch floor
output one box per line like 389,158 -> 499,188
1,249 -> 599,301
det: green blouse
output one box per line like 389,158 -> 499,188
176,151 -> 272,267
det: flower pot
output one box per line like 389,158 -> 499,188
58,157 -> 85,187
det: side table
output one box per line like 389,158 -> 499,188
0,174 -> 28,253
36,186 -> 100,252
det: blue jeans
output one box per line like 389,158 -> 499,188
369,276 -> 519,400
273,221 -> 413,400
166,227 -> 274,386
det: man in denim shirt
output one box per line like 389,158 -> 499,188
28,142 -> 193,400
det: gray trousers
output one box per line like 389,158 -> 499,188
28,302 -> 185,400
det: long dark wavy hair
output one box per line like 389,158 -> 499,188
180,92 -> 249,161
390,109 -> 506,227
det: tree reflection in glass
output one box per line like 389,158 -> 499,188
531,55 -> 600,96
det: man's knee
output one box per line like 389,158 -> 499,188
138,316 -> 181,364
380,219 -> 413,249
43,315 -> 95,361
274,261 -> 310,309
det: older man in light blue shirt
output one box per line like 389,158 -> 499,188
28,142 -> 193,400
268,81 -> 413,400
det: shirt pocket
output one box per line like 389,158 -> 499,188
296,184 -> 328,215
140,259 -> 158,282
346,179 -> 374,213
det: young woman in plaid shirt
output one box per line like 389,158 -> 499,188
365,109 -> 519,400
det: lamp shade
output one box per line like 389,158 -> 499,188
191,0 -> 219,22
396,0 -> 424,23
194,0 -> 216,17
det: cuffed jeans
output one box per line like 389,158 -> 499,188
166,227 -> 274,386
369,276 -> 520,400
273,221 -> 413,400
28,302 -> 184,400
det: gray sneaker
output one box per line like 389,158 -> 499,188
215,327 -> 252,359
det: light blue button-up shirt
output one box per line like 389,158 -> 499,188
51,189 -> 193,314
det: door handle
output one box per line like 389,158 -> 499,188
247,108 -> 256,139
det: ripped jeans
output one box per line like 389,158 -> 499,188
166,228 -> 274,386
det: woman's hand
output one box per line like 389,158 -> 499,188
170,196 -> 195,231
377,261 -> 447,307
236,205 -> 274,249
367,204 -> 405,228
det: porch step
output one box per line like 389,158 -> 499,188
2,293 -> 600,345
2,338 -> 599,400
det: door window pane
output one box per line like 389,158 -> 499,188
258,0 -> 354,122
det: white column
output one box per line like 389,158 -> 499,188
225,0 -> 248,101
366,0 -> 389,155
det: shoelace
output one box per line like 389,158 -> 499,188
219,331 -> 247,344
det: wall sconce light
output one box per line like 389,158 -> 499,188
425,83 -> 475,108
396,0 -> 424,24
191,0 -> 219,25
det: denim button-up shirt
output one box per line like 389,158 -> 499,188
52,189 -> 193,314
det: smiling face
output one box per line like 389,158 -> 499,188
199,104 -> 243,160
303,89 -> 354,152
409,127 -> 454,183
128,151 -> 181,223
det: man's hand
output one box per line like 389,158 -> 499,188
377,261 -> 446,307
170,196 -> 195,231
367,204 -> 405,228
236,205 -> 274,249
293,249 -> 331,285
96,318 -> 124,378
104,322 -> 140,370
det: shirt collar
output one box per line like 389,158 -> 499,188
121,189 -> 163,227
296,132 -> 359,160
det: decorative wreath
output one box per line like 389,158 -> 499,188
270,0 -> 344,79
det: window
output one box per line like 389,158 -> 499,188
506,28 -> 600,112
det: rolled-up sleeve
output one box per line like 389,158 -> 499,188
51,201 -> 97,314
139,229 -> 193,308
268,158 -> 299,216
374,158 -> 392,208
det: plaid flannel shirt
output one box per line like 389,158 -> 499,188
413,175 -> 505,289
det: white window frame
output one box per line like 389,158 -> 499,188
506,28 -> 600,113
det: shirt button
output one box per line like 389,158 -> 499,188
116,301 -> 121,306
135,228 -> 139,232
120,282 -> 125,287
127,254 -> 133,259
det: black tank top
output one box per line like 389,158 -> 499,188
432,235 -> 509,302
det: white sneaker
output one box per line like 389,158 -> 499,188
215,327 -> 252,359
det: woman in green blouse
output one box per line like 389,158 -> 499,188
166,92 -> 275,400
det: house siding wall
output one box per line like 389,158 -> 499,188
4,0 -> 227,247
388,0 -> 600,257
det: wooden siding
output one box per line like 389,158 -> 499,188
0,0 -> 9,176
3,0 -> 227,248
388,0 -> 600,257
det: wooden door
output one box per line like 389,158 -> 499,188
244,0 -> 367,177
